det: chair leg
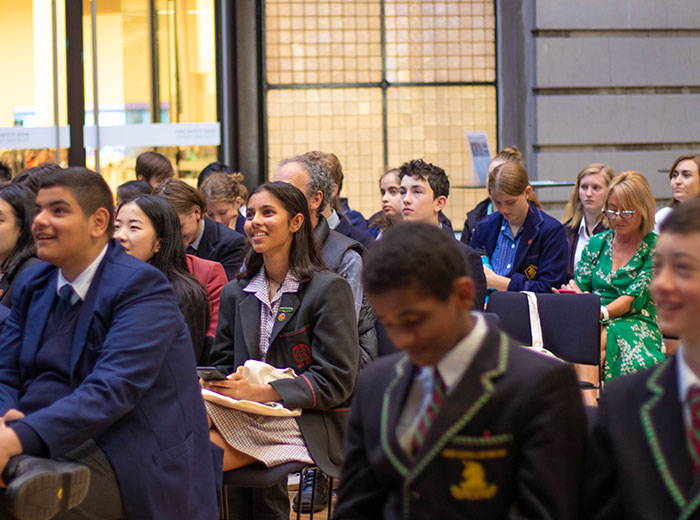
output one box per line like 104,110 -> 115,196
308,467 -> 317,520
220,485 -> 229,520
326,477 -> 334,520
295,469 -> 303,520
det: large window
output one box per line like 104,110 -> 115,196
264,0 -> 497,228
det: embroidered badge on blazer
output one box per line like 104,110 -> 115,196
524,264 -> 538,280
292,343 -> 312,368
450,461 -> 498,500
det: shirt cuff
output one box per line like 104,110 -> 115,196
10,422 -> 47,456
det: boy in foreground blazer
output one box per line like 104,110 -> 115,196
585,199 -> 700,519
0,168 -> 220,519
334,223 -> 586,519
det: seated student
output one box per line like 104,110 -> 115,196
134,151 -> 174,188
114,194 -> 211,363
0,185 -> 41,308
197,161 -> 233,189
399,158 -> 487,310
654,153 -> 700,233
367,168 -> 403,239
200,172 -> 247,235
471,161 -> 568,293
334,223 -> 586,519
115,179 -> 151,206
0,167 -> 220,519
204,182 -> 358,514
460,146 -> 523,246
154,178 -> 247,280
584,199 -> 700,519
301,151 -> 375,248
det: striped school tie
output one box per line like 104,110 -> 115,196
411,368 -> 447,454
686,385 -> 700,474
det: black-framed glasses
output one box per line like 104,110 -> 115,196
602,209 -> 636,219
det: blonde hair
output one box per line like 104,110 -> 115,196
487,161 -> 541,209
561,163 -> 615,229
200,172 -> 247,204
604,171 -> 655,236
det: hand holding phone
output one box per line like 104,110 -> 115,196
197,366 -> 228,381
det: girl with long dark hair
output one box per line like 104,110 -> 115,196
114,194 -> 210,362
0,184 -> 40,307
204,181 -> 359,479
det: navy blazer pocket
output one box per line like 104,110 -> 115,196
153,432 -> 194,467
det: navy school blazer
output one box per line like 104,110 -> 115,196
209,269 -> 360,476
0,241 -> 221,519
470,202 -> 569,293
196,216 -> 247,281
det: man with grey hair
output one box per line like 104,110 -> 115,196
273,155 -> 377,514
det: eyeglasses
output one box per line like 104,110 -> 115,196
602,209 -> 636,219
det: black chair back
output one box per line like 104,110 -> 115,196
486,292 -> 601,365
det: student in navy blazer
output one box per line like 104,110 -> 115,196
0,169 -> 221,519
154,179 -> 247,280
470,161 -> 568,293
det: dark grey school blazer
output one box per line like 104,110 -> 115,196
209,269 -> 360,476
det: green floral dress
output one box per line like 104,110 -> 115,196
575,230 -> 663,381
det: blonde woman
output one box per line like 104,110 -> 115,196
561,164 -> 615,278
560,171 -> 664,381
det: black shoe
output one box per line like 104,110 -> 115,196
292,468 -> 330,514
4,455 -> 90,520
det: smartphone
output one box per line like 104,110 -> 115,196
197,366 -> 228,381
558,288 -> 578,294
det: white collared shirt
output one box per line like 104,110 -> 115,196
189,218 -> 206,252
56,244 -> 109,304
396,312 -> 488,455
676,346 -> 700,431
327,210 -> 341,230
573,218 -> 592,270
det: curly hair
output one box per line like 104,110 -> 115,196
200,172 -> 248,204
398,158 -> 449,199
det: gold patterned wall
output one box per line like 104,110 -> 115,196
265,0 -> 496,230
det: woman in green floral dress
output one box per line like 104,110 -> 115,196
561,171 -> 664,381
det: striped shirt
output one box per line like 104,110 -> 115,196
243,267 -> 300,360
491,216 -> 523,276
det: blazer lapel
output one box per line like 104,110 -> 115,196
640,359 -> 693,512
268,293 -> 301,345
20,273 -> 58,375
407,328 -> 508,481
512,204 -> 542,274
238,293 -> 262,359
380,356 -> 419,477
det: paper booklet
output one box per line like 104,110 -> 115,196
202,359 -> 302,417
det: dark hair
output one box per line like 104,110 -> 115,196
12,163 -> 63,194
363,222 -> 469,301
659,198 -> 700,235
398,158 -> 450,199
135,151 -> 174,185
40,167 -> 114,236
116,180 -> 152,204
275,156 -> 333,214
117,195 -> 210,357
153,178 -> 208,214
197,162 -> 233,188
241,181 -> 326,282
0,184 -> 36,277
0,162 -> 11,182
668,153 -> 700,207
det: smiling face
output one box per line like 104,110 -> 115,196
489,188 -> 531,228
244,189 -> 303,257
32,187 -> 102,279
579,171 -> 608,214
400,175 -> 445,225
0,197 -> 20,266
206,200 -> 241,228
368,279 -> 473,366
380,172 -> 402,222
652,231 -> 700,343
670,159 -> 700,203
114,202 -> 161,262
